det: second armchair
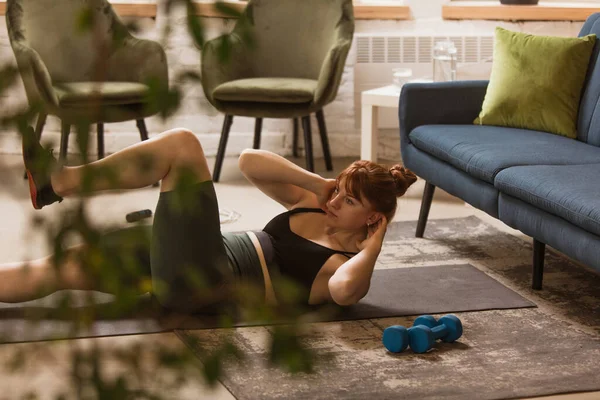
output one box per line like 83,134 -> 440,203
201,0 -> 354,181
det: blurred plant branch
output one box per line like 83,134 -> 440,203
0,1 -> 331,398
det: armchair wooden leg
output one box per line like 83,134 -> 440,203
136,119 -> 149,141
59,121 -> 70,165
213,115 -> 234,183
135,119 -> 158,186
315,109 -> 333,171
253,118 -> 263,149
301,116 -> 314,172
97,123 -> 104,160
532,239 -> 545,290
292,118 -> 299,157
23,113 -> 47,179
35,113 -> 47,142
416,181 -> 435,238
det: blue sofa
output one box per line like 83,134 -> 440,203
398,14 -> 600,290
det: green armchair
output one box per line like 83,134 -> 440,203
201,0 -> 354,181
6,0 -> 168,165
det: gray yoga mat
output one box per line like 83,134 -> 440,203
0,264 -> 535,344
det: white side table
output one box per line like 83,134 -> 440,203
360,85 -> 401,162
360,80 -> 432,162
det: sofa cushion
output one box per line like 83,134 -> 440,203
474,27 -> 596,139
402,143 -> 501,218
495,164 -> 600,236
409,125 -> 600,183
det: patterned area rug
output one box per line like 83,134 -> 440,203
177,215 -> 600,400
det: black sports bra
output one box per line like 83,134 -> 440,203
262,207 -> 358,303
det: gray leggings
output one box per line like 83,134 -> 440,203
99,180 -> 267,314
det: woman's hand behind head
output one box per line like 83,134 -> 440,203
356,215 -> 388,252
316,178 -> 337,212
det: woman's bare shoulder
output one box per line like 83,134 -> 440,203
288,192 -> 321,210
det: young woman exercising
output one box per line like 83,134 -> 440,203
2,127 -> 417,313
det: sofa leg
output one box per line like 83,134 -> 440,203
416,181 -> 435,238
532,239 -> 545,290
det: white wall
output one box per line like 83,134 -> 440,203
0,1 -> 586,161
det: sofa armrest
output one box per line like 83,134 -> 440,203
107,36 -> 169,87
399,80 -> 489,146
200,33 -> 253,107
11,41 -> 59,108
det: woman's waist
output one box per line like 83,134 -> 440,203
233,232 -> 317,306
221,231 -> 276,265
221,231 -> 280,301
251,231 -> 275,265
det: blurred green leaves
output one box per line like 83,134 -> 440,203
269,325 -> 314,374
202,338 -> 245,385
214,1 -> 243,18
186,0 -> 206,49
76,6 -> 95,34
0,0 -> 323,398
144,76 -> 182,120
0,64 -> 18,94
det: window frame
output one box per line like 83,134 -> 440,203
444,1 -> 600,21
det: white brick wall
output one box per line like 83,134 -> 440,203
0,1 -> 586,161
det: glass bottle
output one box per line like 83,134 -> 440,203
432,41 -> 457,82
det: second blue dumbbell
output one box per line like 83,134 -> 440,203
408,314 -> 463,354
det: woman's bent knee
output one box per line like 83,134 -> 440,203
163,129 -> 203,165
171,128 -> 203,151
159,128 -> 212,190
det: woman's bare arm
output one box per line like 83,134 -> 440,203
328,217 -> 388,305
238,149 -> 333,209
328,247 -> 379,305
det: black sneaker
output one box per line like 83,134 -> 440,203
22,127 -> 63,210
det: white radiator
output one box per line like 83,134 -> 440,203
353,34 -> 495,129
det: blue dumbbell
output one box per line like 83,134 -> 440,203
382,325 -> 410,353
382,318 -> 444,353
412,315 -> 438,328
408,314 -> 463,354
383,314 -> 463,353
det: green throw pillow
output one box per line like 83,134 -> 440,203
474,27 -> 596,139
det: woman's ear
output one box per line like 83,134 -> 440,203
367,212 -> 382,226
